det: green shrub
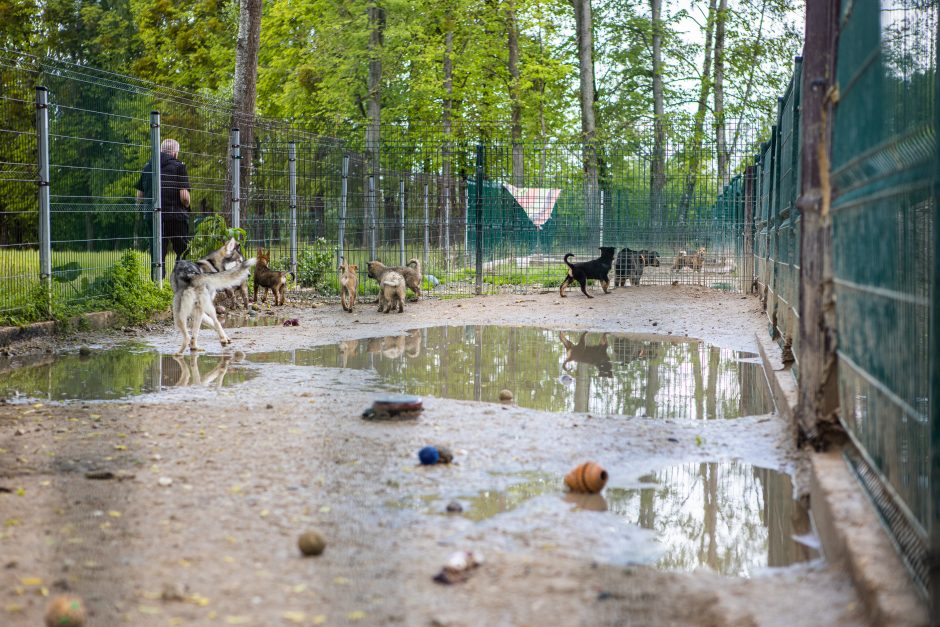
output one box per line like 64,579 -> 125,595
104,251 -> 172,324
275,239 -> 334,293
188,214 -> 248,260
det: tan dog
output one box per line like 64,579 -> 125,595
378,271 -> 405,314
672,247 -> 706,272
340,259 -> 358,313
253,248 -> 290,306
367,260 -> 422,301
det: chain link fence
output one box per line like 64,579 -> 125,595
1,49 -> 761,324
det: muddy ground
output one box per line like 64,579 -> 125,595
0,286 -> 865,626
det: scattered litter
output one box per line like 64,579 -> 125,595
283,318 -> 300,327
564,461 -> 608,494
362,395 -> 423,421
297,530 -> 326,556
433,551 -> 484,585
44,595 -> 86,627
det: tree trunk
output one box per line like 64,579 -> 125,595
573,0 -> 599,245
714,0 -> 729,185
507,0 -> 523,186
365,1 -> 384,253
232,0 -> 262,224
650,0 -> 666,226
678,0 -> 717,222
441,22 -> 454,258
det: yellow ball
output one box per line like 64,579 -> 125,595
298,531 -> 326,556
45,595 -> 86,627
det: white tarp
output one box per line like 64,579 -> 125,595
502,183 -> 562,229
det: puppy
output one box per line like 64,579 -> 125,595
378,271 -> 405,314
340,259 -> 359,313
367,260 -> 422,301
672,247 -> 706,272
193,238 -> 249,310
253,248 -> 290,306
559,246 -> 616,298
615,248 -> 661,287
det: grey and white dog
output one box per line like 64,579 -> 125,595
170,238 -> 255,354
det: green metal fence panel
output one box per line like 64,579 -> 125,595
830,0 -> 937,599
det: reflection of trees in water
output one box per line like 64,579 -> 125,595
606,462 -> 816,576
287,327 -> 773,417
0,350 -> 254,400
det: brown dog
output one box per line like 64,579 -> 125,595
340,259 -> 358,313
367,260 -> 421,301
378,271 -> 405,314
253,248 -> 290,306
672,247 -> 706,271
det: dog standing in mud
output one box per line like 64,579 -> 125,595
197,239 -> 250,310
253,248 -> 291,306
170,238 -> 256,354
378,271 -> 405,314
340,258 -> 358,313
615,248 -> 661,287
559,247 -> 616,298
367,259 -> 422,301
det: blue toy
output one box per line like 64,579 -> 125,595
418,446 -> 440,465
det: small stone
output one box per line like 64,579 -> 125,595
498,389 -> 513,403
298,531 -> 326,557
14,428 -> 25,436
157,476 -> 173,487
445,501 -> 463,513
44,595 -> 86,627
84,470 -> 115,480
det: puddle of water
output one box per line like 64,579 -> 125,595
606,461 -> 817,575
0,346 -> 255,401
252,326 -> 773,418
221,314 -> 286,328
391,462 -> 816,576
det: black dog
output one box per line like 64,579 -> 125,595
560,246 -> 616,298
614,248 -> 661,287
560,332 -> 613,377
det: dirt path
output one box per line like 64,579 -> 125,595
0,287 -> 864,626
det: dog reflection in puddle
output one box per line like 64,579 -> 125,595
165,354 -> 238,388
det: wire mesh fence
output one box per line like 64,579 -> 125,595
0,49 -> 763,324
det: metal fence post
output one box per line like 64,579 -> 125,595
599,189 -> 605,247
464,180 -> 470,266
423,180 -> 429,270
150,111 -> 162,283
338,154 -> 349,268
288,141 -> 297,277
443,180 -> 450,269
230,128 -> 240,229
368,174 -> 377,260
474,143 -> 484,295
399,177 -> 406,267
35,87 -> 51,313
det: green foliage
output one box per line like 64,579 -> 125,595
270,238 -> 334,292
188,214 -> 249,261
103,251 -> 172,324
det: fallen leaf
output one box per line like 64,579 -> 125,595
347,610 -> 367,621
20,577 -> 42,586
318,506 -> 331,513
282,611 -> 306,623
312,616 -> 327,625
108,510 -> 122,518
333,576 -> 351,585
138,605 -> 162,615
225,616 -> 250,624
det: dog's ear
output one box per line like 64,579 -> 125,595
640,254 -> 647,265
224,238 -> 237,254
351,264 -> 358,271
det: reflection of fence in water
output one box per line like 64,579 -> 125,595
605,461 -> 815,576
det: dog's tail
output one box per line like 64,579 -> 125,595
382,273 -> 404,288
563,253 -> 576,269
191,258 -> 257,290
407,258 -> 422,273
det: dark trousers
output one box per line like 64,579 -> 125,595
162,218 -> 191,268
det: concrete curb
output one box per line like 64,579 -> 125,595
756,332 -> 929,626
811,453 -> 929,626
0,311 -> 116,347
